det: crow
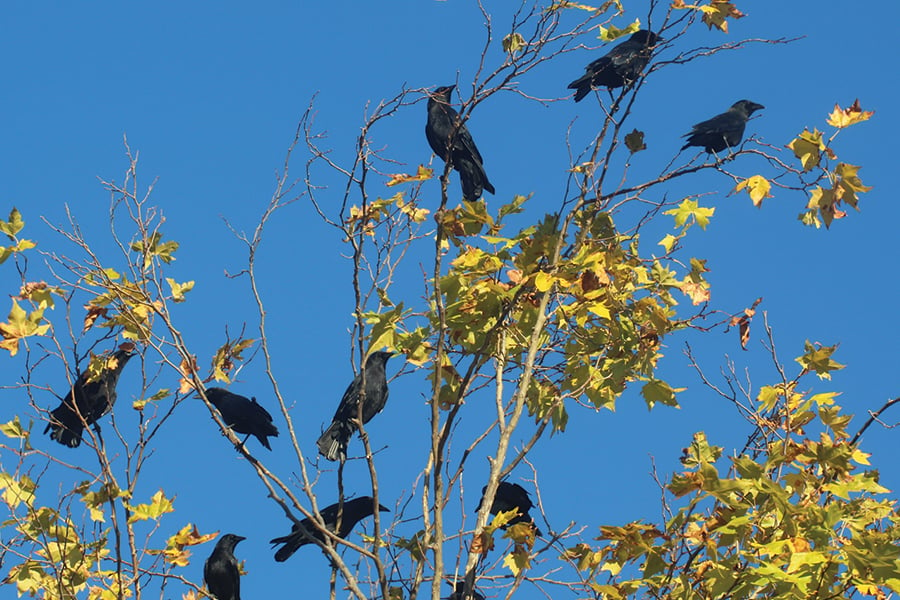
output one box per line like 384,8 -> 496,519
425,85 -> 495,201
204,533 -> 245,600
204,388 -> 279,450
448,581 -> 486,600
476,481 -> 540,535
681,100 -> 765,154
270,496 -> 389,562
44,346 -> 135,448
317,351 -> 395,462
568,30 -> 663,102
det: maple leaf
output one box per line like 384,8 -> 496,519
733,175 -> 772,207
826,99 -> 874,129
0,300 -> 50,356
788,129 -> 826,171
624,129 -> 646,153
664,198 -> 715,230
599,19 -> 640,42
386,165 -> 433,187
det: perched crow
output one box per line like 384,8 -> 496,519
681,100 -> 765,154
425,85 -> 495,201
270,496 -> 389,562
204,388 -> 279,450
44,347 -> 135,448
568,30 -> 663,102
476,481 -> 540,535
204,533 -> 245,600
317,351 -> 395,462
448,581 -> 486,600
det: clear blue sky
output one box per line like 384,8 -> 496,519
1,2 -> 898,599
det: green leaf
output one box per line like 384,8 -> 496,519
624,129 -> 646,153
0,207 -> 25,238
641,379 -> 684,409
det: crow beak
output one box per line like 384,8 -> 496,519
379,504 -> 390,512
235,535 -> 247,543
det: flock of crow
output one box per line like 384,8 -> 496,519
38,28 -> 760,600
43,344 -> 539,600
427,30 -> 763,202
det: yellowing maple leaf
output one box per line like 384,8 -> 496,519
826,99 -> 874,129
733,175 -> 772,207
0,300 -> 50,356
386,165 -> 433,187
126,490 -> 175,524
700,1 -> 745,32
663,198 -> 715,230
599,19 -> 640,41
788,129 -> 826,172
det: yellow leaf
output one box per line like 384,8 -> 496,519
599,19 -> 640,42
733,175 -> 772,207
586,302 -> 611,320
548,1 -> 603,12
502,548 -> 531,575
0,416 -> 28,440
826,99 -> 874,128
0,300 -> 50,357
127,490 -> 175,523
502,32 -> 526,53
534,272 -> 555,292
788,128 -> 826,172
663,198 -> 714,230
386,165 -> 433,187
699,0 -> 745,32
166,278 -> 195,302
658,233 -> 680,253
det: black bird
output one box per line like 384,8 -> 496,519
204,388 -> 279,450
681,100 -> 765,154
476,481 -> 540,534
317,351 -> 394,462
270,496 -> 389,562
204,533 -> 245,600
568,30 -> 663,102
448,581 -> 486,600
44,347 -> 135,448
425,85 -> 495,201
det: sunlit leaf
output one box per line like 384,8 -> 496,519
503,32 -> 526,53
386,165 -> 433,187
733,175 -> 772,207
826,99 -> 874,128
599,19 -> 640,41
788,128 -> 826,171
127,490 -> 175,523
